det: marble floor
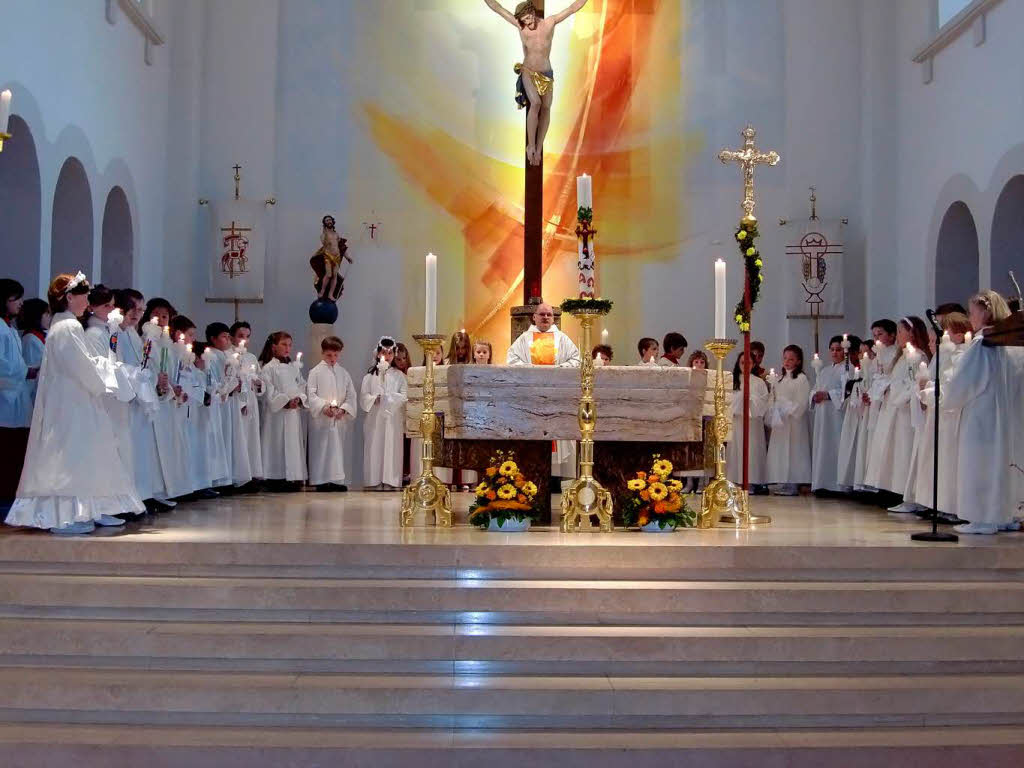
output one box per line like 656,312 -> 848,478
3,489 -> 1020,549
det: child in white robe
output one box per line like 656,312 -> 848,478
361,336 -> 407,490
259,331 -> 308,490
944,291 -> 1024,534
5,273 -> 143,534
836,338 -> 868,490
861,320 -> 899,493
231,322 -> 263,487
141,300 -> 193,500
206,323 -> 251,489
18,298 -> 49,408
636,337 -> 660,367
112,289 -> 171,511
0,279 -> 33,504
197,344 -> 231,490
765,345 -> 811,494
931,314 -> 973,520
810,336 -> 849,494
726,352 -> 769,487
169,317 -> 215,498
307,335 -> 358,491
866,316 -> 931,515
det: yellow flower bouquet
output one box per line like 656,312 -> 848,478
620,456 -> 696,531
469,450 -> 543,530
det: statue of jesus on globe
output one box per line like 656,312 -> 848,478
484,0 -> 588,166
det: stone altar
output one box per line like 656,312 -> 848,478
406,365 -> 715,523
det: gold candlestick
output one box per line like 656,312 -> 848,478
400,334 -> 452,528
560,308 -> 614,532
699,338 -> 753,529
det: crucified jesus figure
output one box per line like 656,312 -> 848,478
484,0 -> 589,166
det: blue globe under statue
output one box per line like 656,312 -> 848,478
309,298 -> 338,325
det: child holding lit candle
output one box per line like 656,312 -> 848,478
360,336 -> 407,491
206,322 -> 247,490
258,331 -> 308,492
170,316 -> 219,499
765,344 -> 811,495
307,336 -> 357,492
230,321 -> 264,488
864,316 -> 931,513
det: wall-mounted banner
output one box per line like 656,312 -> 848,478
209,199 -> 265,301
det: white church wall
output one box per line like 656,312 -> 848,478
885,0 -> 1024,317
0,0 -> 172,296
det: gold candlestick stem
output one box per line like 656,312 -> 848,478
400,334 -> 452,528
699,339 -> 753,529
560,308 -> 614,532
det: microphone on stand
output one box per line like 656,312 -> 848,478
912,309 -> 957,542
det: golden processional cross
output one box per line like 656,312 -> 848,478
718,125 -> 780,225
716,124 -> 780,510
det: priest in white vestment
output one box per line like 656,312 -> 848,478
506,303 -> 580,477
809,338 -> 848,493
307,337 -> 358,490
942,293 -> 1024,534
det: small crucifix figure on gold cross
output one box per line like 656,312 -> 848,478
718,125 -> 780,226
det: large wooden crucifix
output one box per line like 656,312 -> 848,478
718,125 -> 780,493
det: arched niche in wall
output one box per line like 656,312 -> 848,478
934,201 -> 979,306
0,115 -> 42,294
51,157 -> 93,280
101,186 -> 133,287
991,175 -> 1024,299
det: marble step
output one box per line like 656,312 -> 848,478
2,538 -> 1023,582
2,574 -> 1024,621
1,723 -> 1022,768
1,618 -> 1023,675
2,667 -> 1024,729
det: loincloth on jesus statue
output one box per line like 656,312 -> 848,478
309,238 -> 348,302
514,63 -> 554,109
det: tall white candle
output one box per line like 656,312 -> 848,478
601,328 -> 609,345
425,252 -> 437,334
714,259 -> 727,339
576,173 -> 592,209
0,90 -> 10,134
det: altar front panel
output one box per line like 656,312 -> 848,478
406,365 -> 708,443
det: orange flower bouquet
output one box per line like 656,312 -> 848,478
620,456 -> 696,531
469,451 -> 543,531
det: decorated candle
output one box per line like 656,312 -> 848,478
965,330 -> 973,344
576,173 -> 593,209
425,252 -> 437,334
714,259 -> 726,338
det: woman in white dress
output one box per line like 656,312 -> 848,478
944,291 -> 1023,534
259,331 -> 308,491
5,273 -> 144,534
726,351 -> 769,487
361,336 -> 407,490
307,335 -> 358,491
765,345 -> 811,494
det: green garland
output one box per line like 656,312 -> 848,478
560,297 -> 613,314
733,221 -> 764,333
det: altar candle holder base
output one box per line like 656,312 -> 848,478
700,339 -> 752,529
400,334 -> 453,528
560,308 -> 614,533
